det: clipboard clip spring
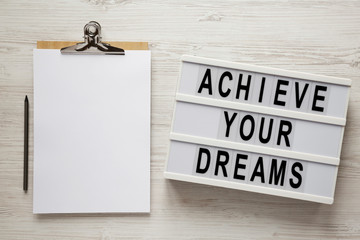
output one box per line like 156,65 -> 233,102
61,21 -> 125,55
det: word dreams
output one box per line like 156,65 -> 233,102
194,147 -> 304,189
197,68 -> 329,113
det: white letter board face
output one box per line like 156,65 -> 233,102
165,55 -> 351,204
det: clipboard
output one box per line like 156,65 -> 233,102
33,21 -> 151,214
37,21 -> 148,51
37,41 -> 148,51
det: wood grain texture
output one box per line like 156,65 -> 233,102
0,0 -> 360,239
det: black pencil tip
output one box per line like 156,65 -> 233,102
25,95 -> 28,101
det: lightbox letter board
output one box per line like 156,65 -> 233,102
165,55 -> 351,204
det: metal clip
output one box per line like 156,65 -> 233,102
61,21 -> 125,55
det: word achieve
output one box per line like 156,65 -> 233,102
197,68 -> 328,113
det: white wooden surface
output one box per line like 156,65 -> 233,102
0,0 -> 359,239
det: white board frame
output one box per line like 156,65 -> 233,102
165,55 -> 351,204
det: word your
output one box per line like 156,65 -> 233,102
197,67 -> 329,113
221,111 -> 293,148
195,147 -> 304,189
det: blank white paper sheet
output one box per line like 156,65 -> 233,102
33,49 -> 151,213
